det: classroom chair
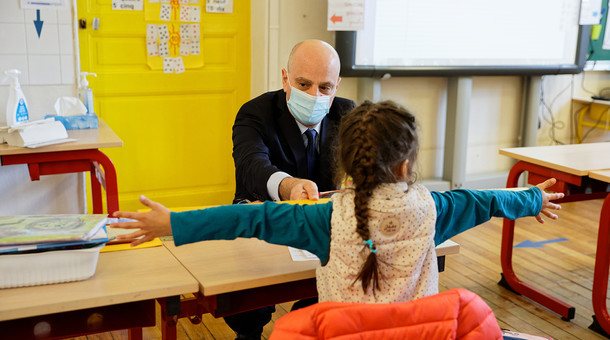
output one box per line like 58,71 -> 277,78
269,288 -> 502,340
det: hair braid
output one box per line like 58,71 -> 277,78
349,114 -> 382,293
337,100 -> 420,295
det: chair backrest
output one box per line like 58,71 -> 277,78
270,288 -> 503,340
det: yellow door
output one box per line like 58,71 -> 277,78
77,0 -> 250,211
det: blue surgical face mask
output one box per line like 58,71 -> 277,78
286,86 -> 331,126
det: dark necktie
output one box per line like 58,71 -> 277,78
304,129 -> 317,179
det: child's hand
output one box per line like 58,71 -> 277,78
534,178 -> 564,224
109,195 -> 172,247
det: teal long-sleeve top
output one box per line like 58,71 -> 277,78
171,187 -> 543,264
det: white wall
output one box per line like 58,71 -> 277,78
1,0 -> 609,215
0,1 -> 83,214
252,0 -> 610,189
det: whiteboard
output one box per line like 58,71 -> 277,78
336,0 -> 590,77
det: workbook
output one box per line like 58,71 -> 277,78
0,214 -> 108,246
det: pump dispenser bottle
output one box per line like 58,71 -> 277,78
4,69 -> 29,127
79,72 -> 97,114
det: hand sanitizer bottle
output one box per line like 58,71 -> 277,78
4,69 -> 29,127
79,72 -> 97,115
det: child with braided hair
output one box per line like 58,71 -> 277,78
110,100 -> 563,304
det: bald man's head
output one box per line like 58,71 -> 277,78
287,40 -> 341,79
282,40 -> 342,127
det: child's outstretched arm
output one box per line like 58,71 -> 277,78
431,177 -> 564,245
109,195 -> 172,247
535,178 -> 564,224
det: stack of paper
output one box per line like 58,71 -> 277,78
0,214 -> 109,254
0,215 -> 109,288
0,118 -> 73,148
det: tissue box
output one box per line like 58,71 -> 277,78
45,114 -> 99,130
0,244 -> 104,288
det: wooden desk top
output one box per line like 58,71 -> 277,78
499,142 -> 610,176
0,246 -> 198,321
163,238 -> 459,296
0,118 -> 122,156
590,170 -> 610,183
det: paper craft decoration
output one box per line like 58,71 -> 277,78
180,5 -> 190,21
180,24 -> 191,39
158,24 -> 170,41
159,41 -> 170,56
179,41 -> 190,56
190,40 -> 200,55
160,4 -> 171,20
174,57 -> 186,73
191,24 -> 200,40
190,5 -> 201,21
163,57 -> 175,73
146,3 -> 203,73
147,40 -> 159,56
147,24 -> 158,40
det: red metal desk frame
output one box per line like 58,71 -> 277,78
500,160 -> 610,336
157,253 -> 455,340
0,119 -> 121,214
158,278 -> 318,340
0,149 -> 119,214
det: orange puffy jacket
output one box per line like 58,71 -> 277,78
270,288 -> 502,339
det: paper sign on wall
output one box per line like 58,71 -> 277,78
21,0 -> 68,9
112,0 -> 144,10
327,0 -> 364,31
206,0 -> 233,13
579,0 -> 602,25
145,2 -> 203,73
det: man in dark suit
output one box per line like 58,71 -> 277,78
227,40 -> 356,339
232,39 -> 356,204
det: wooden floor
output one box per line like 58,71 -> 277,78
65,199 -> 610,340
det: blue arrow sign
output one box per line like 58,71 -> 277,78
33,9 -> 44,38
514,238 -> 568,248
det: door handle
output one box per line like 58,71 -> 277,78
78,18 -> 99,30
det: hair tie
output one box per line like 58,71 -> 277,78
364,239 -> 377,253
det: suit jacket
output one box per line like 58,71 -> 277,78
232,89 -> 356,203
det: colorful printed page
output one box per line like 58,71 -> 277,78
0,215 -> 108,246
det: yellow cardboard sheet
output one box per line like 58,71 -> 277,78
101,238 -> 162,253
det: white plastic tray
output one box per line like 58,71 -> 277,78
0,244 -> 103,289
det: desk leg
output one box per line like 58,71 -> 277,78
499,162 -> 575,320
89,150 -> 119,215
90,162 -> 103,214
0,150 -> 119,215
128,328 -> 143,340
590,193 -> 610,337
160,296 -> 182,340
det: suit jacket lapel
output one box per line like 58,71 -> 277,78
318,117 -> 333,188
275,94 -> 308,179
